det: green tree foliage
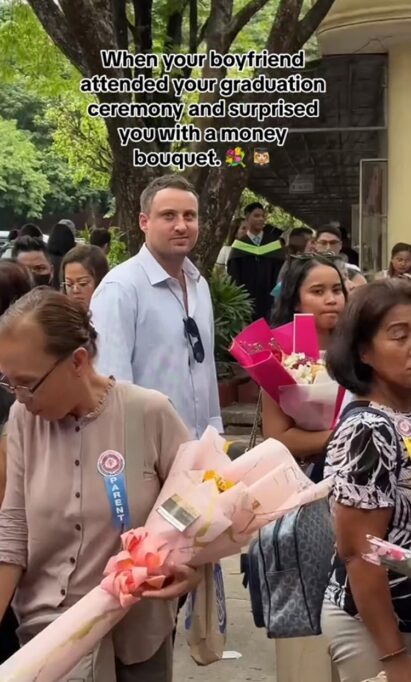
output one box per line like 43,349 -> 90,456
0,81 -> 110,223
0,117 -> 49,221
0,0 -> 335,270
0,4 -> 111,202
209,269 -> 253,364
240,187 -> 307,231
46,98 -> 111,191
81,225 -> 128,268
0,1 -> 79,96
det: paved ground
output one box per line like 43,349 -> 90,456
173,556 -> 276,682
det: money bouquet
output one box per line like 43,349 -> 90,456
0,427 -> 331,682
230,314 -> 345,430
360,536 -> 411,682
364,535 -> 411,578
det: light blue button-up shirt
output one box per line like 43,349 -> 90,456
90,245 -> 223,438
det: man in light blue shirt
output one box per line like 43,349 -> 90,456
90,174 -> 223,438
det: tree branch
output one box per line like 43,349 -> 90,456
28,0 -> 89,75
133,0 -> 153,54
189,0 -> 198,54
112,0 -> 131,78
196,18 -> 209,47
57,0 -> 120,79
225,0 -> 271,50
163,0 -> 189,54
182,0 -> 198,78
265,0 -> 304,53
297,0 -> 336,47
112,0 -> 128,51
133,0 -> 153,79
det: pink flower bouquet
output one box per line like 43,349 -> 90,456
0,427 -> 331,681
230,315 -> 345,430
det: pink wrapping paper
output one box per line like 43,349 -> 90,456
230,316 -> 343,429
0,427 -> 332,681
279,382 -> 340,431
273,314 -> 320,359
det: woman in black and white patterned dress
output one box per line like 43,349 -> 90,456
321,278 -> 411,682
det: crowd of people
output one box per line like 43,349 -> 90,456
220,205 -> 409,321
0,175 -> 410,682
1,221 -> 112,307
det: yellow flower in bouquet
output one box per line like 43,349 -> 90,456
203,470 -> 235,493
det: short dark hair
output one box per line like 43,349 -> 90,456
140,174 -> 198,214
391,242 -> 411,258
89,228 -> 111,249
272,254 -> 347,327
0,288 -> 98,359
0,259 -> 32,316
20,223 -> 43,239
48,222 -> 76,257
316,225 -> 342,241
327,279 -> 411,395
8,229 -> 19,241
12,236 -> 51,262
244,202 -> 264,216
389,242 -> 411,277
61,244 -> 109,288
289,227 -> 314,239
287,227 -> 314,256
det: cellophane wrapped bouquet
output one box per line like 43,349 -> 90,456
364,535 -> 411,578
230,314 -> 345,430
0,427 -> 331,682
360,535 -> 411,682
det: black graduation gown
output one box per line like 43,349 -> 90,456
227,229 -> 285,322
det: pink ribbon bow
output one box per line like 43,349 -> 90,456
100,529 -> 170,608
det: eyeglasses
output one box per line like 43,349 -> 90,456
61,280 -> 93,292
317,239 -> 341,248
0,356 -> 66,402
183,317 -> 205,363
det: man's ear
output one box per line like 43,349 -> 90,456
139,212 -> 148,235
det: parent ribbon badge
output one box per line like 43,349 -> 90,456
97,450 -> 131,530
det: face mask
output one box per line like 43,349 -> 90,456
33,273 -> 52,287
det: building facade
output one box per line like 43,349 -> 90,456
318,0 -> 411,268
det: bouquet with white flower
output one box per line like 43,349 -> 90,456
230,314 -> 345,430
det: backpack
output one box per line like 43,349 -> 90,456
245,403 -> 402,638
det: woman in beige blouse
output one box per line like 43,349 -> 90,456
0,288 -> 199,682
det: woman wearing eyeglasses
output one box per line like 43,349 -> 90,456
263,255 -> 348,682
61,244 -> 109,310
0,288 -> 200,681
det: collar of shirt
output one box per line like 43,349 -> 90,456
137,244 -> 200,285
247,231 -> 263,247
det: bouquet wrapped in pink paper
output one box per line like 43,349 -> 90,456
363,535 -> 411,578
230,314 -> 345,430
0,427 -> 331,682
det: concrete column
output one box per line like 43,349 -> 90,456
387,44 -> 411,250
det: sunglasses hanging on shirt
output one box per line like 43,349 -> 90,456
183,316 -> 205,363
